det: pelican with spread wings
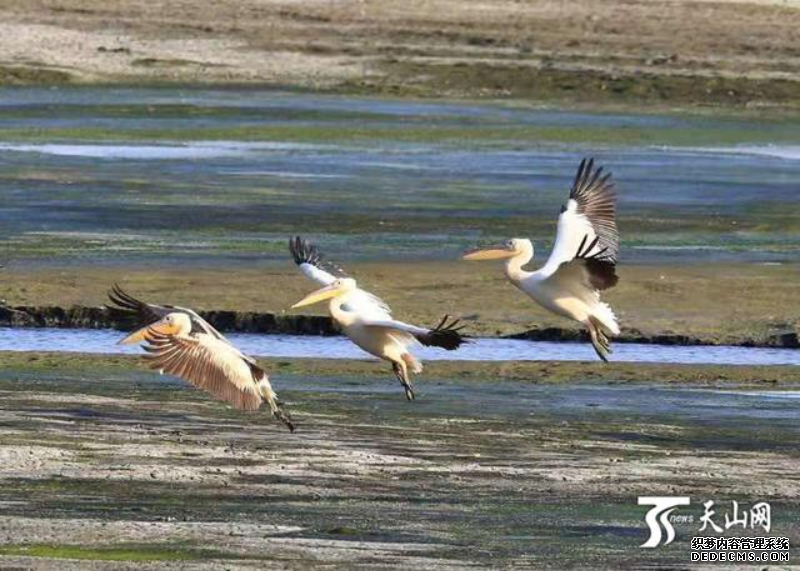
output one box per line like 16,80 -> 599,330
108,285 -> 294,430
289,237 -> 466,400
463,158 -> 620,361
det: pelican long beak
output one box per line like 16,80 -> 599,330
118,319 -> 180,345
291,283 -> 342,309
462,244 -> 515,261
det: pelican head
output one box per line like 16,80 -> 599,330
291,278 -> 357,309
463,238 -> 533,261
119,312 -> 192,345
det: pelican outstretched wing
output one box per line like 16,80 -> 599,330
537,158 -> 619,291
107,284 -> 228,341
142,330 -> 294,430
289,236 -> 392,319
143,332 -> 262,409
359,315 -> 466,350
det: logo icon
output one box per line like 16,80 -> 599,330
639,496 -> 691,548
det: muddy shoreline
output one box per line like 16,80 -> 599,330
1,0 -> 800,110
0,354 -> 796,568
1,304 -> 798,349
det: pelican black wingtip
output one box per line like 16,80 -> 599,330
418,314 -> 468,351
289,236 -> 319,267
289,236 -> 347,276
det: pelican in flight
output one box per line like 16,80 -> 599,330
289,237 -> 466,400
463,158 -> 620,361
108,285 -> 294,431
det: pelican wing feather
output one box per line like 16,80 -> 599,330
289,236 -> 392,319
108,284 -> 226,340
359,315 -> 467,351
142,331 -> 265,411
538,158 -> 619,291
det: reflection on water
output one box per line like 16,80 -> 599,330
0,327 -> 797,366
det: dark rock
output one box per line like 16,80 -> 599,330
507,327 -> 584,342
765,331 -> 799,348
509,326 -> 713,347
0,305 -> 339,336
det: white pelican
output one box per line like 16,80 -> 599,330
463,158 -> 620,361
108,285 -> 294,431
289,237 -> 466,400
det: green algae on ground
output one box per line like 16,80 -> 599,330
355,60 -> 800,111
3,120 -> 800,147
0,65 -> 73,86
0,543 -> 228,562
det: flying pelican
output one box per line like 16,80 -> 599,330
289,237 -> 466,400
108,285 -> 294,431
463,158 -> 620,361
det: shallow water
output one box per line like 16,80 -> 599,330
1,87 -> 799,265
281,377 -> 800,427
1,327 -> 798,366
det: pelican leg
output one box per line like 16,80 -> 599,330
598,329 -> 611,352
272,403 -> 296,433
258,378 -> 295,432
587,317 -> 611,362
392,361 -> 415,401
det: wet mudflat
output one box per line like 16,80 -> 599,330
2,88 -> 800,267
0,361 -> 797,569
